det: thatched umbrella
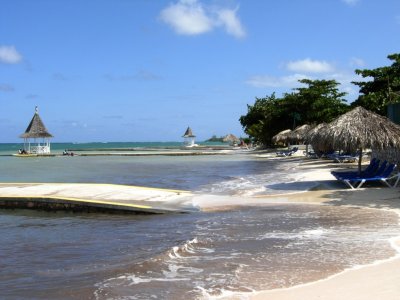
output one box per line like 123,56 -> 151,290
319,106 -> 400,173
272,129 -> 292,145
288,124 -> 312,144
305,123 -> 333,154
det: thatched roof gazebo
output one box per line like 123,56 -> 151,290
182,126 -> 196,147
272,129 -> 292,145
317,106 -> 400,173
20,106 -> 53,154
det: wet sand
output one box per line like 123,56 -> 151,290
186,154 -> 400,300
246,158 -> 400,300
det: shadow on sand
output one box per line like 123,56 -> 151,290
322,187 -> 400,211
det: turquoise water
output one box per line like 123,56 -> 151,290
0,152 -> 303,194
0,141 -> 229,155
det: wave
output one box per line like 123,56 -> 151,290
198,160 -> 320,197
94,205 -> 400,300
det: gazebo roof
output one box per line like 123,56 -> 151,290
182,126 -> 195,138
20,107 -> 53,139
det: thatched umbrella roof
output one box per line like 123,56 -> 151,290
20,107 -> 53,139
305,123 -> 326,144
182,126 -> 195,137
272,129 -> 291,144
304,123 -> 333,153
319,106 -> 400,173
288,124 -> 312,144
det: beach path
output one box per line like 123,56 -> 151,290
0,183 -> 195,214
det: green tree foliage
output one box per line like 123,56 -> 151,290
239,79 -> 349,146
239,93 -> 283,145
292,79 -> 349,123
351,53 -> 400,115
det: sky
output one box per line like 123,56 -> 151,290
1,0 -> 400,142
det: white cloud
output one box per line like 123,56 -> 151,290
246,69 -> 363,101
350,57 -> 365,67
246,74 -> 310,88
216,8 -> 246,38
341,0 -> 359,6
160,0 -> 212,35
286,58 -> 334,73
0,46 -> 22,64
327,71 -> 364,97
160,0 -> 245,38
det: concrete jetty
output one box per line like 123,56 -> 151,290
0,183 -> 196,214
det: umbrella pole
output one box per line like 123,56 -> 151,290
358,148 -> 363,175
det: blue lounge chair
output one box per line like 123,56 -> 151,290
332,159 -> 385,181
327,151 -> 361,163
336,161 -> 387,182
333,155 -> 358,163
331,158 -> 379,178
341,163 -> 399,189
276,147 -> 298,157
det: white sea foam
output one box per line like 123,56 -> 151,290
198,159 -> 320,197
125,273 -> 190,285
302,229 -> 326,237
256,228 -> 328,241
168,238 -> 215,259
197,286 -> 256,300
94,205 -> 400,300
169,246 -> 182,258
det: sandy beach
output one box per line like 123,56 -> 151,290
242,157 -> 400,300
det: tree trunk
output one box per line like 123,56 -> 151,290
358,148 -> 363,175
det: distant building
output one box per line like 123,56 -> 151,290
20,106 -> 53,154
182,126 -> 196,147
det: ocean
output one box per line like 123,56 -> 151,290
0,143 -> 399,299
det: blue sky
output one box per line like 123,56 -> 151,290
1,0 -> 399,142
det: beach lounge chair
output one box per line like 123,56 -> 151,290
341,163 -> 399,189
332,160 -> 387,181
333,155 -> 358,163
326,151 -> 360,163
331,158 -> 379,179
276,147 -> 298,157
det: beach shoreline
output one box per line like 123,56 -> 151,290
189,154 -> 400,300
239,157 -> 400,300
1,149 -> 399,299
